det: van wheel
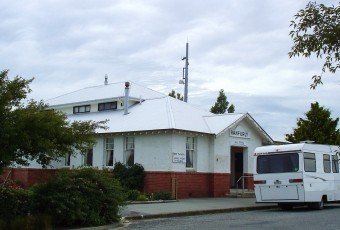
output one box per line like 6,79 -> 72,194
278,203 -> 293,210
309,198 -> 324,210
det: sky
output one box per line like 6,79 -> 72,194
1,0 -> 339,141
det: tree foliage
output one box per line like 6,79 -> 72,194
168,90 -> 183,101
289,2 -> 340,89
210,89 -> 235,114
285,102 -> 340,144
0,70 -> 107,171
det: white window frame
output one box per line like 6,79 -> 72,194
125,137 -> 135,166
186,137 -> 196,169
105,137 -> 114,167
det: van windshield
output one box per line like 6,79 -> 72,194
257,153 -> 299,174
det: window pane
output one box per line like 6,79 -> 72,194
126,150 -> 134,166
105,138 -> 114,166
125,137 -> 134,166
65,153 -> 71,166
186,150 -> 193,168
323,154 -> 331,173
257,153 -> 299,174
85,149 -> 93,166
304,152 -> 316,172
332,155 -> 339,173
106,150 -> 114,166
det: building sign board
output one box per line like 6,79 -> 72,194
172,152 -> 186,163
230,129 -> 250,138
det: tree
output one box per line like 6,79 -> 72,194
168,90 -> 183,101
289,2 -> 340,89
0,70 -> 107,172
285,102 -> 340,144
210,89 -> 235,114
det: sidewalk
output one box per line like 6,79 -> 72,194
121,197 -> 276,220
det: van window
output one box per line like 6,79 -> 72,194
323,154 -> 331,173
304,152 -> 316,172
257,153 -> 299,174
332,155 -> 339,173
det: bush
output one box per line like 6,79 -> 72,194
0,183 -> 32,220
126,189 -> 140,201
113,162 -> 144,191
154,191 -> 172,200
31,168 -> 126,227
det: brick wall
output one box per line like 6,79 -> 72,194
243,173 -> 254,190
0,168 -> 57,188
144,171 -> 231,199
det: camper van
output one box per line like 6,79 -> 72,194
254,143 -> 340,210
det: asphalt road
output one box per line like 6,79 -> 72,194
119,203 -> 340,230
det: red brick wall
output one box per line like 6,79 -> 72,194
0,168 -> 57,188
144,171 -> 230,199
243,173 -> 254,190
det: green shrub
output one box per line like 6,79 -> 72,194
113,162 -> 144,191
154,191 -> 172,200
126,189 -> 140,201
31,168 -> 126,227
0,184 -> 32,220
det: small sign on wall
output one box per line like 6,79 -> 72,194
172,152 -> 186,163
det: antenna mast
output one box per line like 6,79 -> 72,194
183,42 -> 189,102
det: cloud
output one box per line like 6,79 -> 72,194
0,0 -> 338,141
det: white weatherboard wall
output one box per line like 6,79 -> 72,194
212,119 -> 264,174
135,133 -> 173,171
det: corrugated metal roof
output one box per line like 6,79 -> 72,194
48,82 -> 273,142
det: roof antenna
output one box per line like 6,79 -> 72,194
104,74 -> 108,85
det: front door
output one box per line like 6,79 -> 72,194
231,147 -> 244,188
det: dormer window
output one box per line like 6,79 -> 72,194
98,102 -> 117,111
73,105 -> 90,114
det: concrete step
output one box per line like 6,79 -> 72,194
226,189 -> 256,198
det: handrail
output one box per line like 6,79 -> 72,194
1,168 -> 12,187
236,175 -> 253,194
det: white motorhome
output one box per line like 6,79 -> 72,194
254,143 -> 340,210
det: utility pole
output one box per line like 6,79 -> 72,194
181,42 -> 189,102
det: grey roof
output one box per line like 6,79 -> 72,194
48,82 -> 273,142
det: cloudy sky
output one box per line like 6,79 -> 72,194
1,0 -> 339,141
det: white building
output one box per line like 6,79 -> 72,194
40,81 -> 273,198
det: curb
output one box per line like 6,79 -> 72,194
124,205 -> 277,220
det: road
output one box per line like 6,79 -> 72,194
119,203 -> 340,230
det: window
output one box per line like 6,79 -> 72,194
125,137 -> 134,166
332,155 -> 339,173
323,154 -> 331,173
304,152 -> 316,172
73,105 -> 90,114
257,153 -> 299,174
98,102 -> 117,111
65,153 -> 71,166
105,137 -> 114,166
186,137 -> 196,168
84,149 -> 93,166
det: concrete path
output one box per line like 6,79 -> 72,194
121,198 -> 276,220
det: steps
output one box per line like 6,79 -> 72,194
225,189 -> 256,198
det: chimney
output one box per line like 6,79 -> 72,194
124,82 -> 130,115
104,74 -> 108,85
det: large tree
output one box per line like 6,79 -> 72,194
0,70 -> 106,172
210,89 -> 235,114
168,90 -> 184,101
285,102 -> 340,144
289,2 -> 339,89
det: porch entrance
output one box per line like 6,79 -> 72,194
230,147 -> 244,188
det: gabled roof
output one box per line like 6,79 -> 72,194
48,82 -> 273,143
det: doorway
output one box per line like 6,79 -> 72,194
230,147 -> 244,188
